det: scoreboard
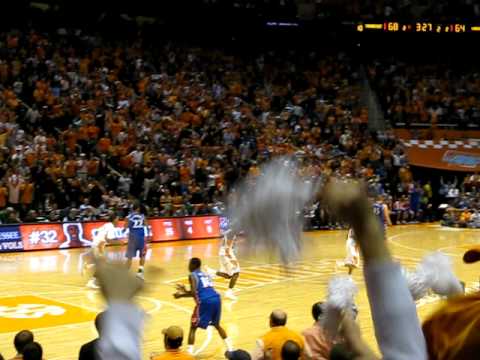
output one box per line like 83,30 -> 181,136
356,22 -> 479,33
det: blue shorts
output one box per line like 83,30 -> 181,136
126,231 -> 146,259
192,295 -> 221,329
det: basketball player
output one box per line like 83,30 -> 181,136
173,257 -> 233,355
372,196 -> 392,238
84,213 -> 118,288
344,228 -> 360,275
125,203 -> 148,279
207,225 -> 240,300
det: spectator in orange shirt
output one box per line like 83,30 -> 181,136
0,182 -> 7,209
459,210 -> 472,227
63,126 -> 78,153
97,134 -> 112,154
64,155 -> 77,178
77,124 -> 89,151
87,124 -> 100,141
150,326 -> 194,360
179,163 -> 190,182
0,126 -> 8,147
252,310 -> 305,360
20,176 -> 35,208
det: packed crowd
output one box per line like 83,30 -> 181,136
368,59 -> 480,129
0,28 -> 431,225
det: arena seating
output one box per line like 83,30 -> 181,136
0,29 -> 420,225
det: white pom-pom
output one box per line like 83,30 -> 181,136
419,251 -> 463,297
402,267 -> 431,301
402,252 -> 463,300
320,276 -> 358,339
228,157 -> 319,264
326,275 -> 358,310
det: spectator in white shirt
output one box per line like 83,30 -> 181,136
129,146 -> 144,165
7,174 -> 22,206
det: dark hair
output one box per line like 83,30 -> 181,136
22,342 -> 43,360
131,201 -> 141,212
189,257 -> 201,270
165,336 -> 183,349
95,312 -> 105,334
329,344 -> 353,360
14,330 -> 34,354
281,340 -> 301,360
312,302 -> 324,321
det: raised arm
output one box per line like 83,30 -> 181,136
95,260 -> 145,360
383,204 -> 393,227
325,180 -> 427,360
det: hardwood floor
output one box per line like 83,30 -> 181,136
0,224 -> 478,359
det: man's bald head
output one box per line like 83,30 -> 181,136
270,309 -> 287,327
281,340 -> 301,360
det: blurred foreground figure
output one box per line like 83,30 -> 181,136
94,257 -> 156,360
423,293 -> 480,360
228,157 -> 318,264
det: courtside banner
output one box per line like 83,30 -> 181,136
180,216 -> 220,239
0,225 -> 23,252
21,223 -> 92,251
83,221 -> 127,243
406,147 -> 480,172
14,215 -> 221,251
149,218 -> 183,241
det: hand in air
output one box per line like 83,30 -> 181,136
323,179 -> 369,222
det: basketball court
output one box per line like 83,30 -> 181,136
0,224 -> 478,359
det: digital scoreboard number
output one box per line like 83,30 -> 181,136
356,22 -> 477,33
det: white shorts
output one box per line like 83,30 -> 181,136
345,237 -> 360,267
219,255 -> 240,276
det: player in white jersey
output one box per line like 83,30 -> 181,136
344,228 -> 360,275
207,228 -> 240,300
85,214 -> 118,288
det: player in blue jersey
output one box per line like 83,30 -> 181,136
174,257 -> 233,355
125,203 -> 148,278
372,196 -> 392,238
